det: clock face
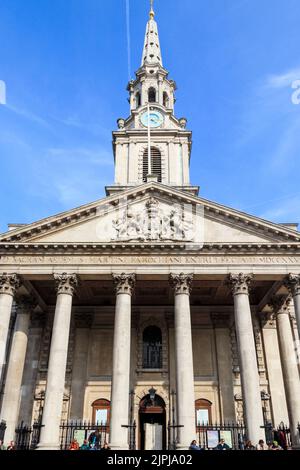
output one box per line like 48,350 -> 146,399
140,110 -> 164,128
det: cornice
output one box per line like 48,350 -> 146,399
1,242 -> 300,256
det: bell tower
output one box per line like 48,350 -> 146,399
106,1 -> 199,196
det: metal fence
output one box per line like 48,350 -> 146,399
122,421 -> 136,450
59,421 -> 109,450
197,422 -> 247,450
262,422 -> 300,449
167,422 -> 183,450
15,421 -> 43,450
11,419 -> 300,450
0,420 -> 6,442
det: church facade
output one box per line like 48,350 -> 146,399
0,5 -> 300,450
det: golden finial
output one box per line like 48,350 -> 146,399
150,0 -> 155,19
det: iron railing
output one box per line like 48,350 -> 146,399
167,422 -> 184,450
0,420 -> 6,442
121,420 -> 136,450
59,421 -> 109,450
15,421 -> 43,450
197,422 -> 246,450
12,419 -> 300,450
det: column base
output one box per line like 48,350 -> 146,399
176,444 -> 191,451
36,443 -> 61,451
109,443 -> 129,450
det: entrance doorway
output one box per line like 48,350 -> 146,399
139,394 -> 166,450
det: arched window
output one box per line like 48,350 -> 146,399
143,326 -> 162,369
163,92 -> 169,108
92,398 -> 111,425
135,92 -> 141,108
195,399 -> 212,426
148,87 -> 156,103
143,147 -> 162,182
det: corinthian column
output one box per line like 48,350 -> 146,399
0,273 -> 21,383
0,296 -> 36,441
38,273 -> 78,450
284,274 -> 300,340
227,273 -> 264,443
269,295 -> 300,448
169,273 -> 195,449
110,273 -> 135,450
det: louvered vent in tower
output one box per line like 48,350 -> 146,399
143,147 -> 162,182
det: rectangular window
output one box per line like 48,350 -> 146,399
95,409 -> 108,425
196,409 -> 209,425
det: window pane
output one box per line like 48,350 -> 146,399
196,409 -> 209,425
95,409 -> 108,424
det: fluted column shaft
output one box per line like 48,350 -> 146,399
0,297 -> 36,441
0,273 -> 21,383
109,273 -> 135,450
285,274 -> 300,340
170,273 -> 195,449
270,295 -> 300,448
38,273 -> 78,450
227,273 -> 264,443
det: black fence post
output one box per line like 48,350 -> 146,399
0,420 -> 6,442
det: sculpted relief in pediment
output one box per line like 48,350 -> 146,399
111,197 -> 203,243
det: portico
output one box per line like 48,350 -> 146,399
0,244 -> 300,448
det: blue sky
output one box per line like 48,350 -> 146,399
0,0 -> 300,233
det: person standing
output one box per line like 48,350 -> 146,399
88,430 -> 100,450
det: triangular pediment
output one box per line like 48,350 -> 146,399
0,183 -> 299,246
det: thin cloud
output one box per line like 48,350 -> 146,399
265,68 -> 300,89
53,114 -> 111,138
259,196 -> 300,223
47,146 -> 113,165
6,104 -> 50,128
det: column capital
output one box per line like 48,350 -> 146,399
268,294 -> 291,316
226,273 -> 253,296
112,273 -> 136,295
16,295 -> 37,315
169,273 -> 193,295
54,273 -> 78,296
284,273 -> 300,297
0,273 -> 21,296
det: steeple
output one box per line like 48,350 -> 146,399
106,2 -> 199,197
141,0 -> 163,67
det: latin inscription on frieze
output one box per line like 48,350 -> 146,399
0,255 -> 300,265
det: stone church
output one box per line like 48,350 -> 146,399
0,3 -> 300,450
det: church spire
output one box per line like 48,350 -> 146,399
141,0 -> 163,67
149,0 -> 155,19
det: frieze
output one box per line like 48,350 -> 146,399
1,255 -> 300,266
